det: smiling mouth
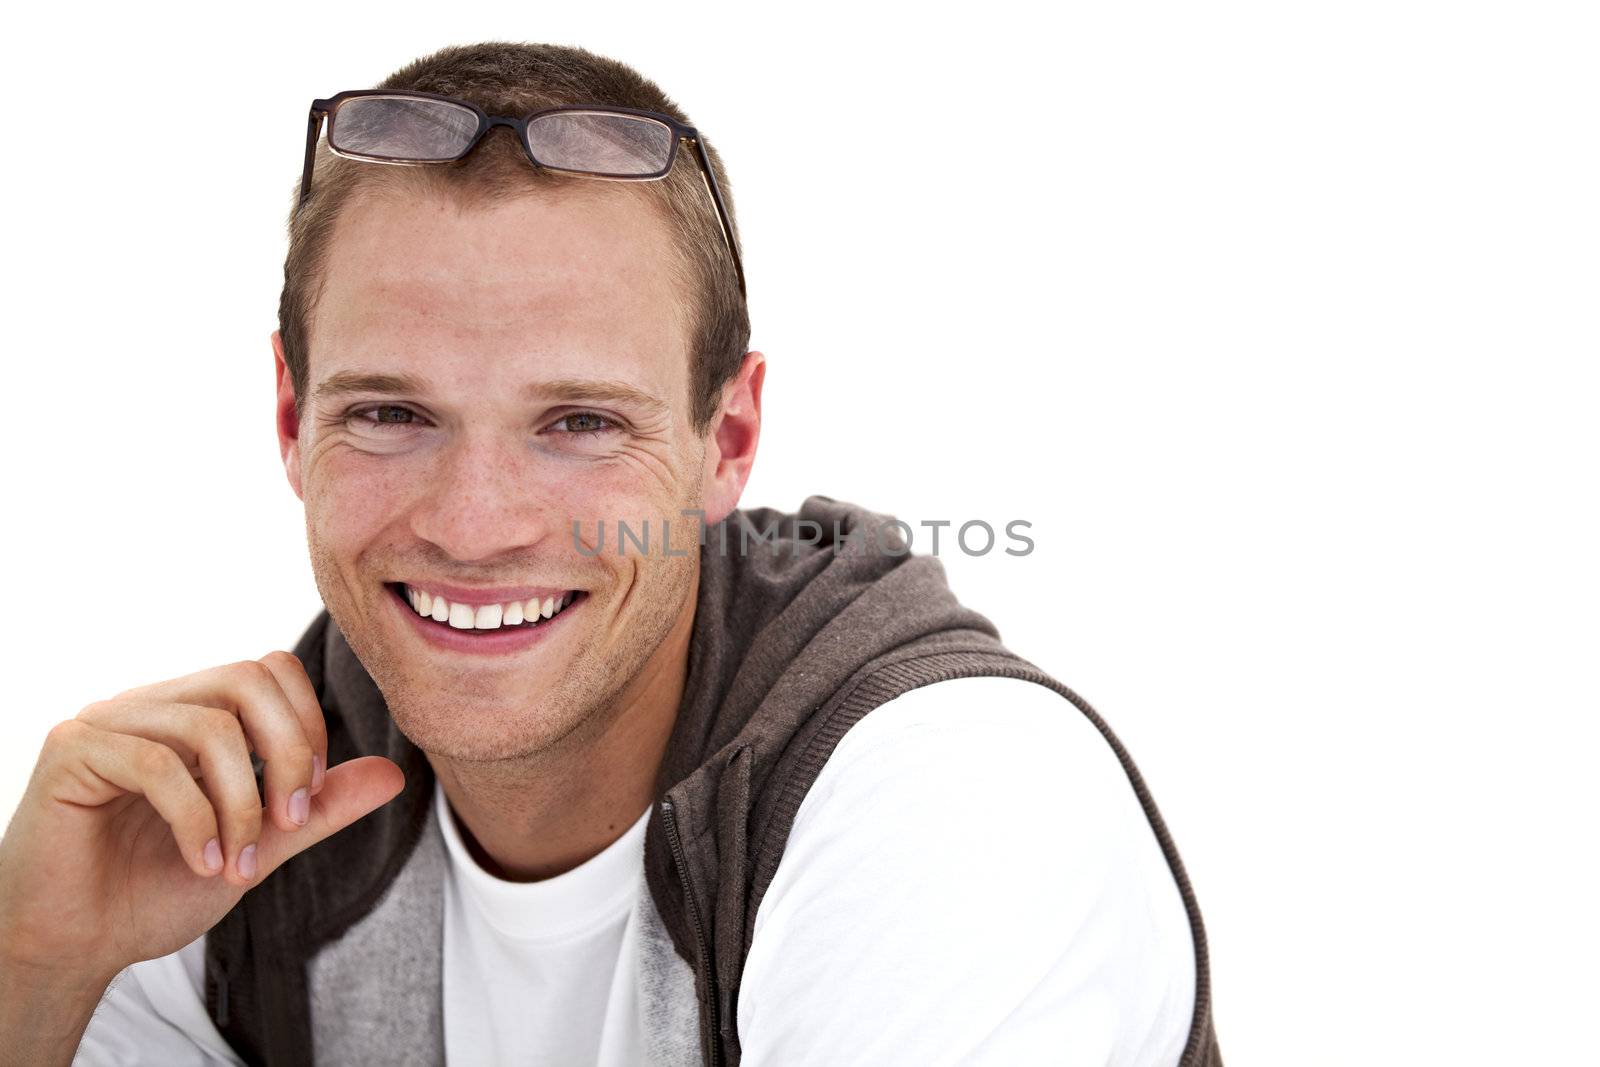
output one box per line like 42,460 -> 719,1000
387,582 -> 586,633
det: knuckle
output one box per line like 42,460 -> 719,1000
224,801 -> 264,839
182,788 -> 218,829
279,741 -> 315,772
133,742 -> 181,780
194,705 -> 243,746
259,649 -> 302,674
228,659 -> 276,691
44,717 -> 87,751
75,699 -> 115,724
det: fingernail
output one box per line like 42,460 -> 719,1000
289,787 -> 310,826
311,753 -> 325,792
239,843 -> 258,880
203,838 -> 223,873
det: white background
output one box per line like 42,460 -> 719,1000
4,2 -> 1596,1063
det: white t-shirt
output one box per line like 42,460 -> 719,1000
74,676 -> 1196,1066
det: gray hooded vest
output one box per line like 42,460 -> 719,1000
203,496 -> 1222,1065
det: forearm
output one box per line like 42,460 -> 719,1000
0,958 -> 116,1067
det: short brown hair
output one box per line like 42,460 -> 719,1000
279,41 -> 750,433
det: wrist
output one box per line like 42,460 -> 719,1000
0,957 -> 115,1067
0,926 -> 123,994
0,950 -> 119,992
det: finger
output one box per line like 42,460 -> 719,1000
75,699 -> 254,776
47,720 -> 224,879
214,660 -> 313,842
77,699 -> 206,769
120,660 -> 315,837
255,651 -> 329,798
253,756 -> 406,877
183,705 -> 263,886
78,698 -> 263,884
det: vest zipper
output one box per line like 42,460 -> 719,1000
214,970 -> 229,1027
660,797 -> 720,1067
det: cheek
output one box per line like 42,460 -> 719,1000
538,451 -> 695,523
304,447 -> 422,546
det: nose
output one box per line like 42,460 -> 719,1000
407,426 -> 556,564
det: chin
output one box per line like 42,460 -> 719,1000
381,681 -> 584,763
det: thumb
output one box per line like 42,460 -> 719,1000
254,755 -> 406,874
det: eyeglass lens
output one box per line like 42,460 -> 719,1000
330,96 -> 480,160
523,111 -> 674,176
329,96 -> 676,177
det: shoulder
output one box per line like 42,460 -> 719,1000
793,675 -> 1157,854
813,674 -> 1129,796
738,675 -> 1196,1066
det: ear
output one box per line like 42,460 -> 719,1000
700,350 -> 766,524
273,330 -> 305,501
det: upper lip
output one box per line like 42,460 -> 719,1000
393,580 -> 580,606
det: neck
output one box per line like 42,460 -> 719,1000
425,576 -> 697,882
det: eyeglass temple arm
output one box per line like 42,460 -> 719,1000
685,134 -> 747,300
298,107 -> 327,211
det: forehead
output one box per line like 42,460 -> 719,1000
310,184 -> 690,404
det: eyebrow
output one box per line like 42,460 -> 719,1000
312,370 -> 668,414
312,371 -> 429,402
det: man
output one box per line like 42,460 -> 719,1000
0,41 -> 1220,1066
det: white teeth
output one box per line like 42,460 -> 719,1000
405,585 -> 575,630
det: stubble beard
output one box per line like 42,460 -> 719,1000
303,516 -> 700,767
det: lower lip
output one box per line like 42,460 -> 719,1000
388,584 -> 583,656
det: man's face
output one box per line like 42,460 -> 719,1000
277,184 -> 714,762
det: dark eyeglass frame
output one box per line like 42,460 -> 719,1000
297,88 -> 746,298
